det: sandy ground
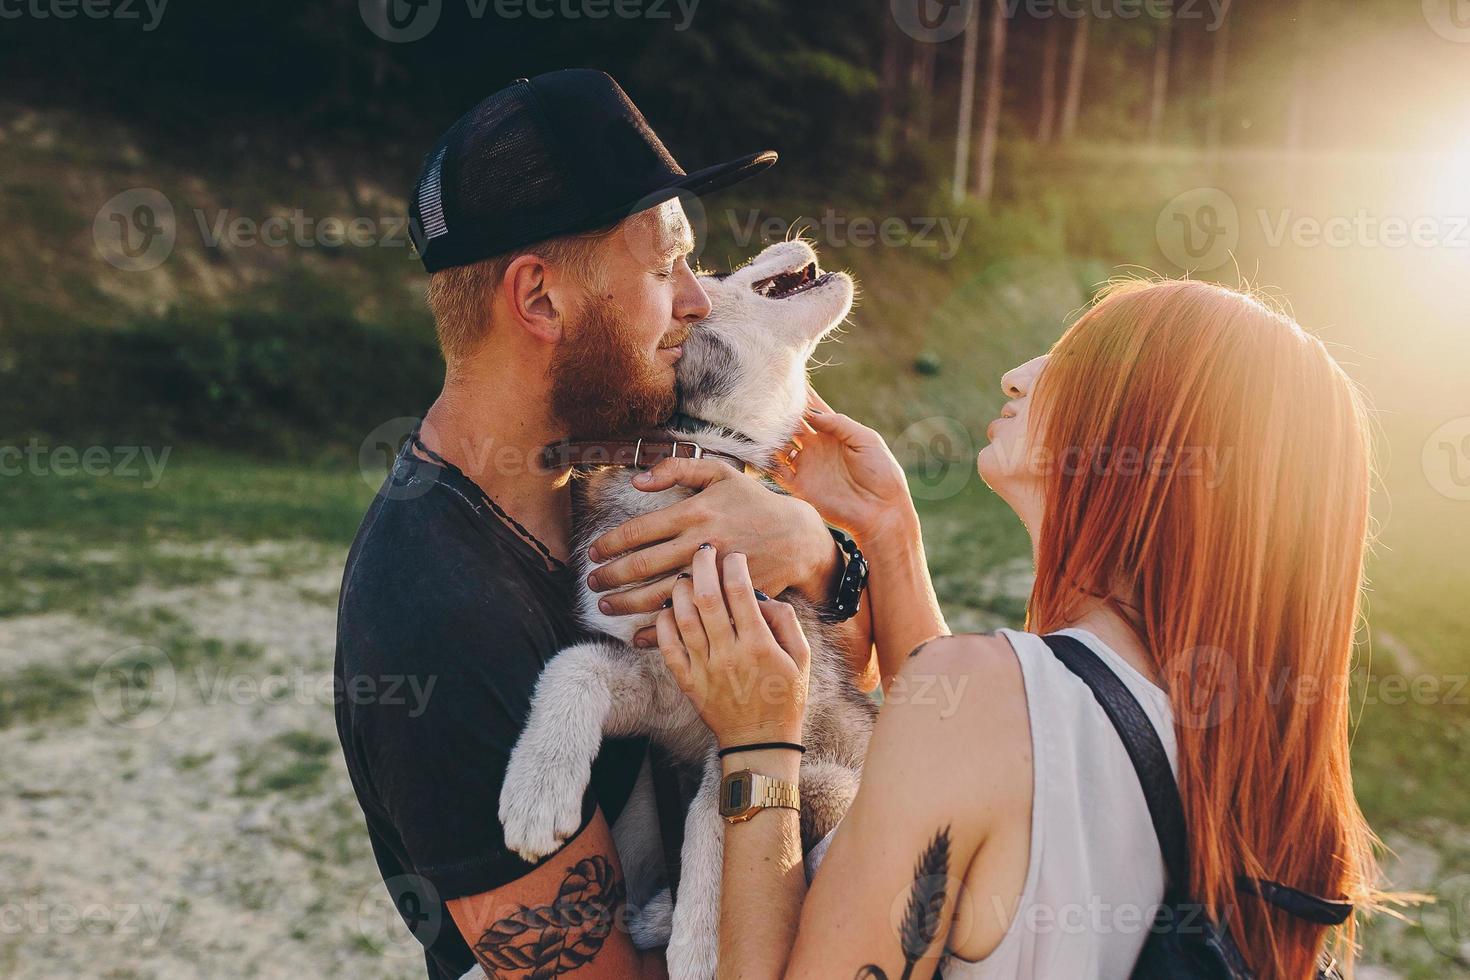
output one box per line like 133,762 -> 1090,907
0,542 -> 1452,978
0,544 -> 423,980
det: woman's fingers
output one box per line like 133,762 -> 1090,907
655,609 -> 691,689
671,574 -> 708,664
806,385 -> 835,415
719,552 -> 765,640
690,544 -> 736,651
759,598 -> 811,670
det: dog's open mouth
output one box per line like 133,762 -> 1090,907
751,261 -> 832,300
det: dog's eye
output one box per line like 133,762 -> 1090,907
704,271 -> 732,281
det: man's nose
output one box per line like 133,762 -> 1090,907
676,264 -> 712,324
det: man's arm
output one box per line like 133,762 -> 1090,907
448,810 -> 666,980
586,458 -> 879,687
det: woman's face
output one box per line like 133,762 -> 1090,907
977,353 -> 1049,527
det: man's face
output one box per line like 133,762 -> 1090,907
550,199 -> 710,438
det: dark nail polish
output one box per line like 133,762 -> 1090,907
753,589 -> 770,601
697,542 -> 713,551
661,598 -> 673,608
677,572 -> 691,580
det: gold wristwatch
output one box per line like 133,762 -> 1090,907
719,768 -> 800,824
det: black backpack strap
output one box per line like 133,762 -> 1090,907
1040,633 -> 1192,897
1041,634 -> 1356,932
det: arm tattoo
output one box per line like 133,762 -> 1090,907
854,825 -> 953,980
471,855 -> 627,978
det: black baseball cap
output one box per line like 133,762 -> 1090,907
408,69 -> 777,273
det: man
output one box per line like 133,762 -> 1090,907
334,70 -> 875,980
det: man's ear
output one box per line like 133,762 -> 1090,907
499,253 -> 565,344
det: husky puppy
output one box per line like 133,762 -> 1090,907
492,240 -> 875,980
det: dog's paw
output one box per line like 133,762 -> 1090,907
627,887 -> 674,950
498,751 -> 590,861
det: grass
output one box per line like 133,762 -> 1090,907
3,437 -> 1466,974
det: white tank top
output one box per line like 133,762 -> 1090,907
806,627 -> 1178,980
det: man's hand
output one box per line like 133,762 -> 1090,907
585,458 -> 839,644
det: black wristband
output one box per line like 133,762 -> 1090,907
824,528 -> 868,622
717,741 -> 806,759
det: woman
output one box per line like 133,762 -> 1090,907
652,279 -> 1380,979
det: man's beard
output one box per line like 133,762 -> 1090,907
550,300 -> 681,439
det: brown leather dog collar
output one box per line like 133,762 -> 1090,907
542,436 -> 757,475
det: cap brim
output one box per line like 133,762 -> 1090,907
585,149 -> 778,227
672,149 -> 778,197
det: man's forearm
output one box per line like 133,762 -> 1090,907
861,507 -> 948,688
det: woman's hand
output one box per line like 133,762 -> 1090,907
655,545 -> 810,748
771,386 -> 916,545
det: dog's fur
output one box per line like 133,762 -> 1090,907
489,241 -> 875,980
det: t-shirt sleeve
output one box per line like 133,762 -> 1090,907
347,591 -> 597,900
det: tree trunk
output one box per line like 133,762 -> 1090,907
1205,0 -> 1233,158
878,10 -> 904,166
1283,0 -> 1313,156
1060,12 -> 1090,142
952,1 -> 981,203
906,35 -> 937,142
1037,15 -> 1060,143
973,0 -> 1008,201
1146,4 -> 1173,143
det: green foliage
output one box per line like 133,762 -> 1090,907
0,270 -> 442,455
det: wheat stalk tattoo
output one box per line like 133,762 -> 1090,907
854,824 -> 953,980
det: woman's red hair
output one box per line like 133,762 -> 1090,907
1026,279 -> 1379,978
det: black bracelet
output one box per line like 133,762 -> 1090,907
717,741 -> 806,758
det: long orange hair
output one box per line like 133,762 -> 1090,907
1025,279 -> 1379,978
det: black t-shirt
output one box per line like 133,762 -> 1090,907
334,443 -> 647,980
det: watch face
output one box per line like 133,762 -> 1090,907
720,771 -> 753,816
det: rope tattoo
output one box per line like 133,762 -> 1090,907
471,855 -> 627,979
